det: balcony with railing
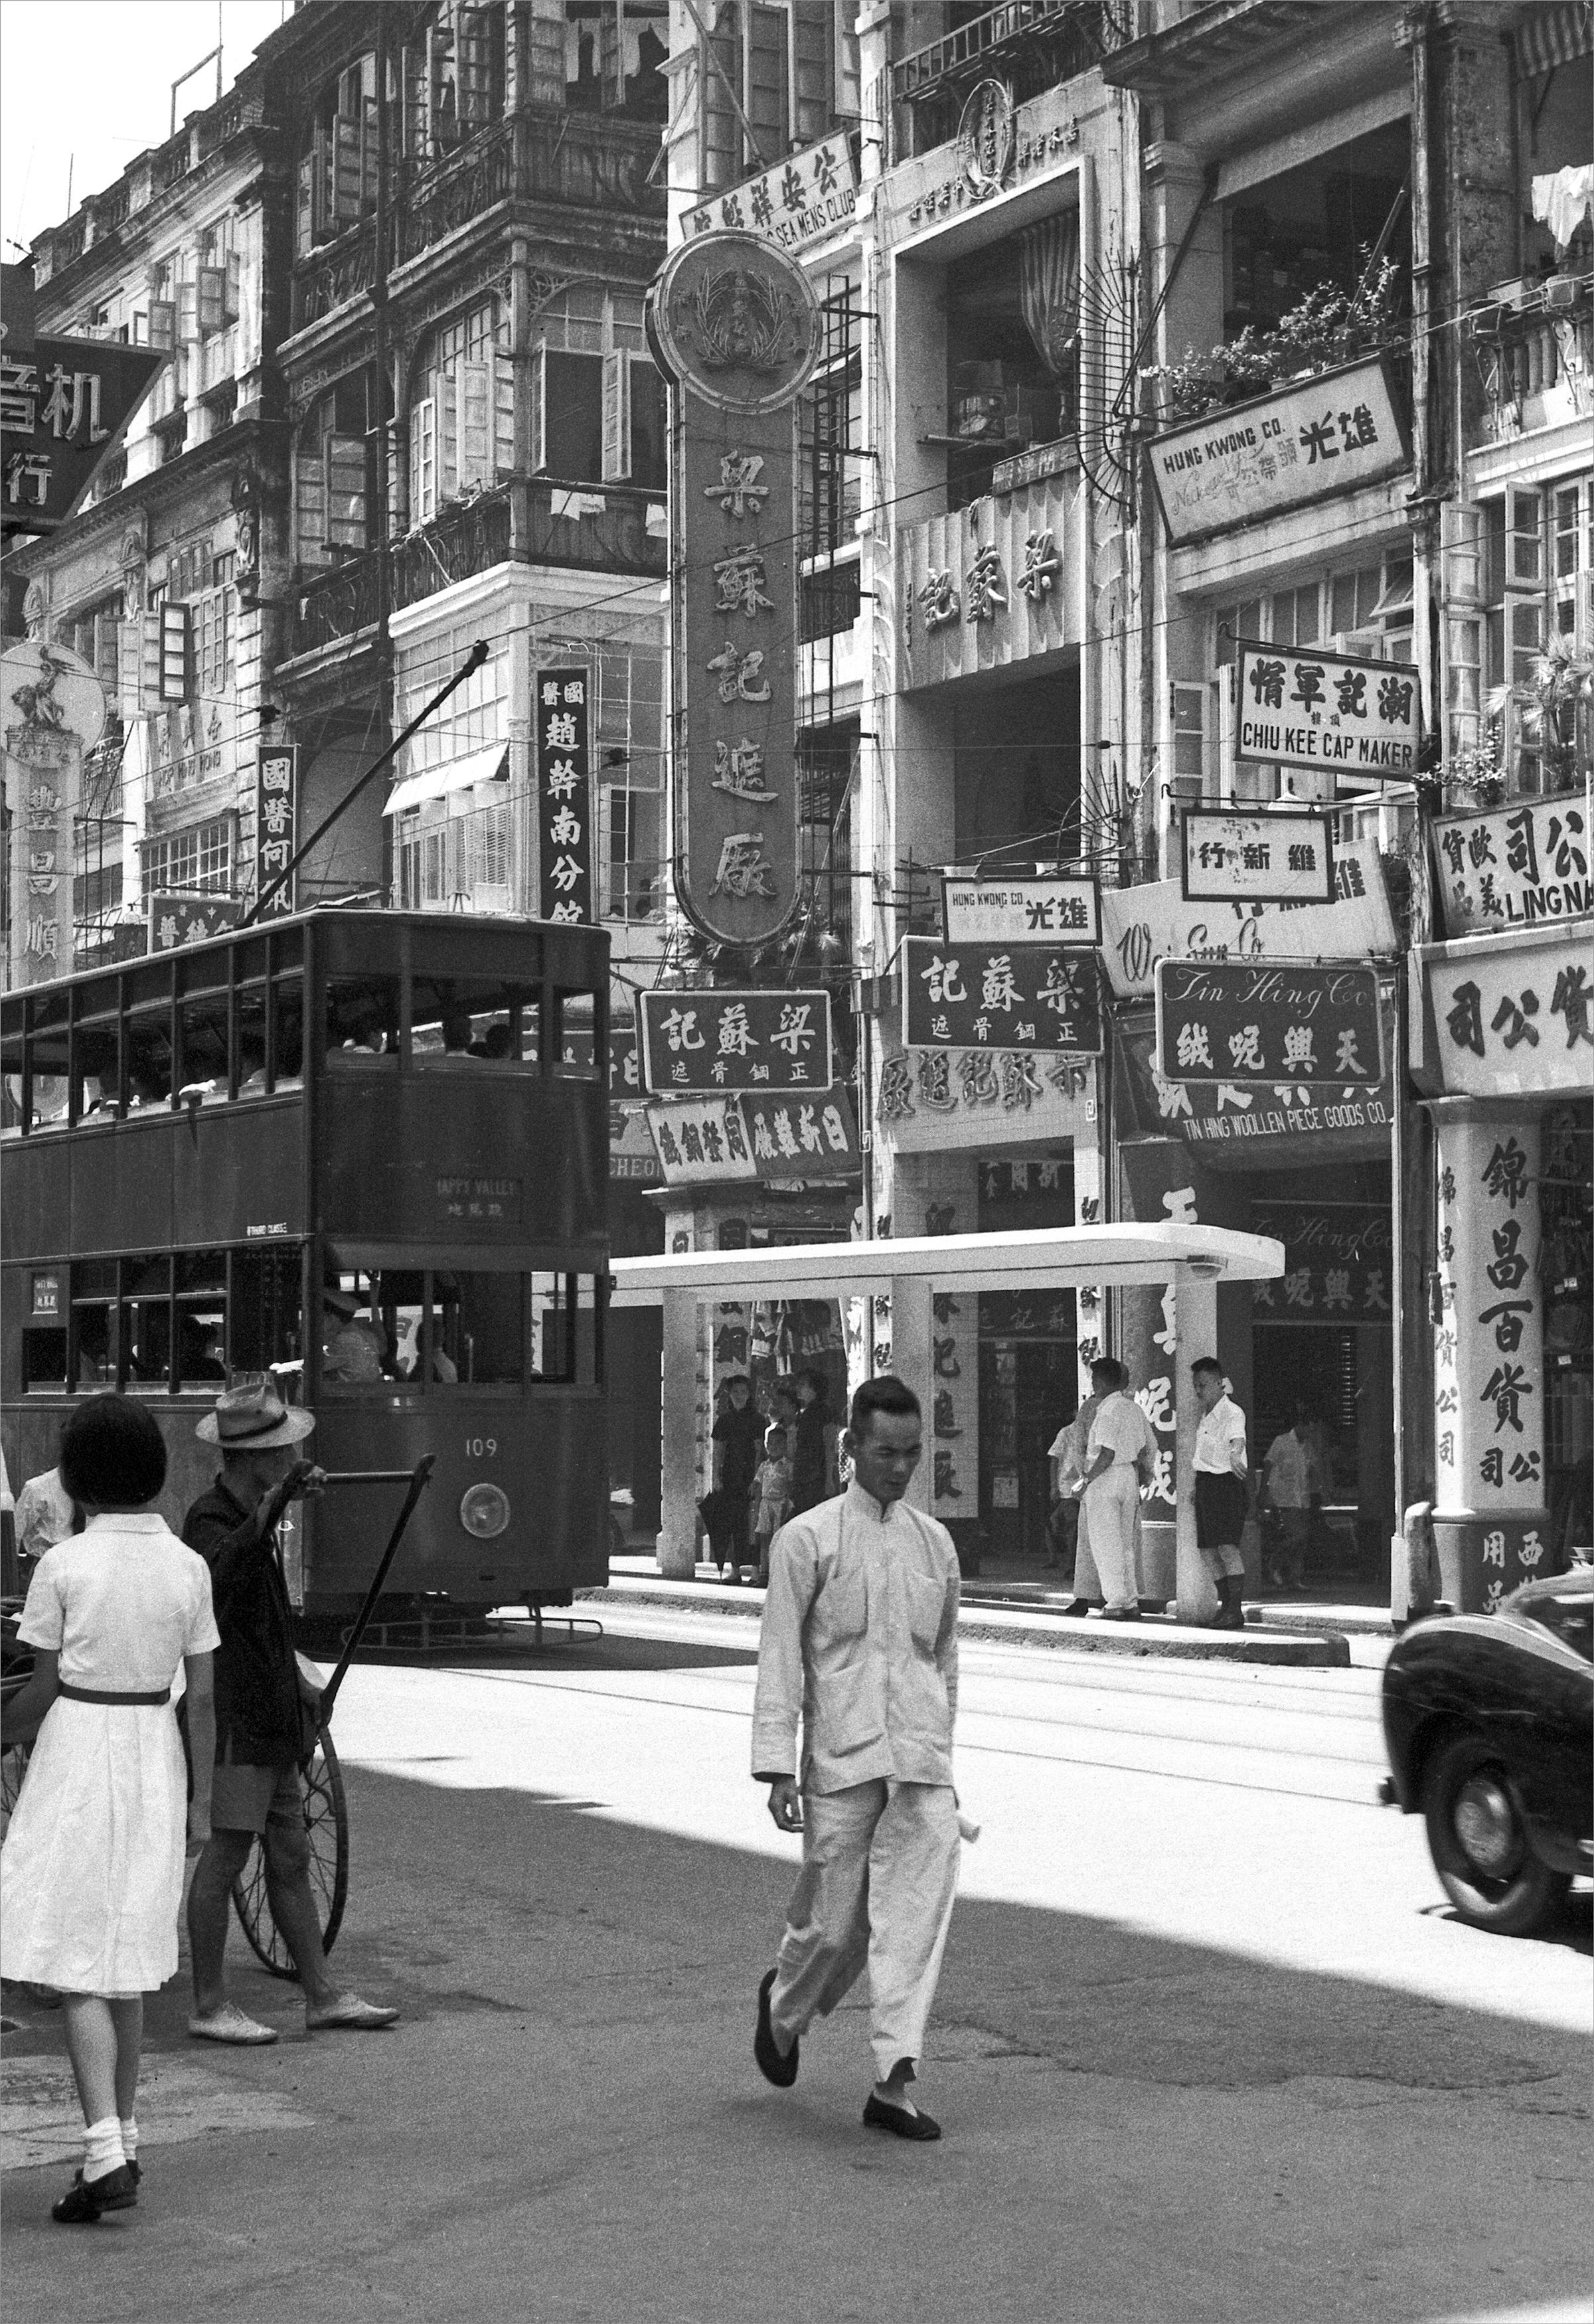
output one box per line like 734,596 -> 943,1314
289,109 -> 665,337
1471,280 -> 1593,446
285,475 -> 668,663
892,0 -> 1126,156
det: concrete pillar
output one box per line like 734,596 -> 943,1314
656,1286 -> 700,1576
1431,1102 -> 1550,1610
890,1272 -> 934,1517
1173,1270 -> 1220,1625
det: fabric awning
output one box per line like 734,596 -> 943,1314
384,741 -> 508,819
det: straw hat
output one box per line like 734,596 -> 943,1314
196,1378 -> 316,1449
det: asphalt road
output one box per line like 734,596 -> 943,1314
3,1606 -> 1588,2324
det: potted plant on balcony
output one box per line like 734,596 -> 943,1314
1141,258 -> 1407,424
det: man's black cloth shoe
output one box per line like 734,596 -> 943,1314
1061,1598 -> 1095,1617
52,2164 -> 135,2222
864,2093 -> 941,2141
755,1968 -> 798,2087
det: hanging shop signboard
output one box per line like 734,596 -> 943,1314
878,1044 -> 1093,1152
647,1095 -> 758,1185
1155,958 -> 1384,1086
1098,839 -> 1395,999
254,744 -> 298,919
1249,1201 -> 1394,1322
744,1084 -> 860,1178
1180,807 -> 1334,904
4,724 -> 76,983
941,871 -> 1099,945
1115,1019 -> 1393,1155
0,330 -> 165,539
1147,357 -> 1411,548
1431,797 -> 1591,940
149,892 -> 246,951
648,231 -> 821,948
1234,640 -> 1420,777
902,936 -> 1102,1052
535,667 -> 592,924
682,133 -> 858,256
1411,926 -> 1594,1101
636,987 -> 835,1093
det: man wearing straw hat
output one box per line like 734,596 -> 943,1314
183,1381 -> 398,2043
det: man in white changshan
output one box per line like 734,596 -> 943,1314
1070,1356 -> 1155,1620
750,1374 -> 961,2143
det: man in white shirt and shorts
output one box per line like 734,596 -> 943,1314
1069,1357 -> 1155,1621
1190,1358 -> 1249,1630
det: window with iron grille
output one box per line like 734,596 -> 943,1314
800,281 -> 863,562
797,718 -> 856,953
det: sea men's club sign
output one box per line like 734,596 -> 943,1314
636,987 -> 835,1092
1156,959 -> 1384,1086
902,937 -> 1103,1054
1147,357 -> 1410,545
535,667 -> 593,924
1180,808 -> 1334,904
682,133 -> 858,258
1235,640 -> 1420,778
648,230 -> 823,947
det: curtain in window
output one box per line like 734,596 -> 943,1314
1018,212 -> 1080,383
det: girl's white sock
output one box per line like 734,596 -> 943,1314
120,2115 -> 139,2164
82,2116 -> 125,2183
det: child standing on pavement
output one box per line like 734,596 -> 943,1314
0,1396 -> 219,2224
752,1423 -> 793,1588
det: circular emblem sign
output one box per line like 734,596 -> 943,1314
0,634 -> 107,752
958,79 -> 1015,200
647,230 -> 823,414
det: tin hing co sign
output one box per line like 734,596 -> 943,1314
648,231 -> 822,948
1155,958 -> 1384,1086
1147,357 -> 1410,546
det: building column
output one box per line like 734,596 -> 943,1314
890,1272 -> 934,1516
1173,1270 -> 1220,1625
1431,1102 -> 1550,1609
656,1284 -> 700,1576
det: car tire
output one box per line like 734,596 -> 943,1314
1422,1732 -> 1570,1938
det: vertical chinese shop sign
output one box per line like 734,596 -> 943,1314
647,230 -> 823,945
536,667 -> 592,923
255,745 -> 298,917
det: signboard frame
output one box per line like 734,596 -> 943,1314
1234,638 -> 1421,778
1154,956 -> 1386,1087
1179,806 -> 1335,904
940,870 -> 1100,946
636,986 -> 836,1094
901,935 -> 1103,1055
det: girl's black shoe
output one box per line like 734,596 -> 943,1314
52,2163 -> 135,2223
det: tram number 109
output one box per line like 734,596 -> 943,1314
465,1438 -> 499,1460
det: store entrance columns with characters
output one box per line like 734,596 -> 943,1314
611,1222 -> 1286,1623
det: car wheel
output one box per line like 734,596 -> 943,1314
1422,1732 -> 1570,1938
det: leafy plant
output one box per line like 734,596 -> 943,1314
1142,258 -> 1407,422
1489,641 -> 1593,794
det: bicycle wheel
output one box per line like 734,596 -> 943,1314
230,1728 -> 349,1978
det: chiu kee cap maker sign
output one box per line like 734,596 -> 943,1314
647,231 -> 823,947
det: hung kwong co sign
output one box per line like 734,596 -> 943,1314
1147,357 -> 1410,546
647,231 -> 822,948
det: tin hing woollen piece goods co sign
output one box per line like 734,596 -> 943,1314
648,231 -> 822,948
1147,357 -> 1410,546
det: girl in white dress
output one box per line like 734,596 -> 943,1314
0,1396 -> 218,2224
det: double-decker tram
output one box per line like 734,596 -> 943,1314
1,911 -> 610,1635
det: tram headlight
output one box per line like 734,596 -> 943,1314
459,1483 -> 510,1539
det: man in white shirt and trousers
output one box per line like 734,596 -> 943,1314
1190,1358 -> 1249,1630
751,1375 -> 961,2143
1069,1357 -> 1155,1620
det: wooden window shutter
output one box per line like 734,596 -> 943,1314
139,613 -> 165,710
94,611 -> 120,698
528,344 -> 547,475
224,250 -> 243,322
198,266 -> 226,336
793,0 -> 831,145
327,432 -> 368,546
455,362 -> 493,490
178,270 -> 199,346
297,443 -> 328,562
748,7 -> 790,163
158,602 -> 191,702
493,347 -> 514,480
702,3 -> 742,188
120,619 -> 145,719
438,378 -> 460,504
296,152 -> 316,257
601,350 -> 632,483
409,396 -> 438,524
148,299 -> 177,355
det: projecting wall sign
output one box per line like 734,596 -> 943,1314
648,231 -> 822,948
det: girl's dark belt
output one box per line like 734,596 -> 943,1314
58,1683 -> 171,1707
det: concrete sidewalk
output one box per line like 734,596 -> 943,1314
588,1562 -> 1352,1666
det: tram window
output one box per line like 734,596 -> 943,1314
127,1013 -> 175,1109
321,1274 -> 392,1382
176,1249 -> 229,1387
433,1272 -> 524,1386
74,1009 -> 121,1124
548,991 -> 601,1080
409,978 -> 532,1066
21,1266 -> 69,1389
232,1246 -> 303,1378
2,1002 -> 24,1139
123,1255 -> 173,1390
31,993 -> 72,1132
237,985 -> 269,1097
529,1272 -> 598,1383
325,979 -> 399,1068
177,991 -> 229,1104
274,976 -> 305,1090
71,1261 -> 116,1386
23,1327 -> 68,1392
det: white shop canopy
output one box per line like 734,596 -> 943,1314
609,1222 -> 1285,1307
384,741 -> 508,818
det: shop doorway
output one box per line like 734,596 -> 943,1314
1253,1321 -> 1392,1597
